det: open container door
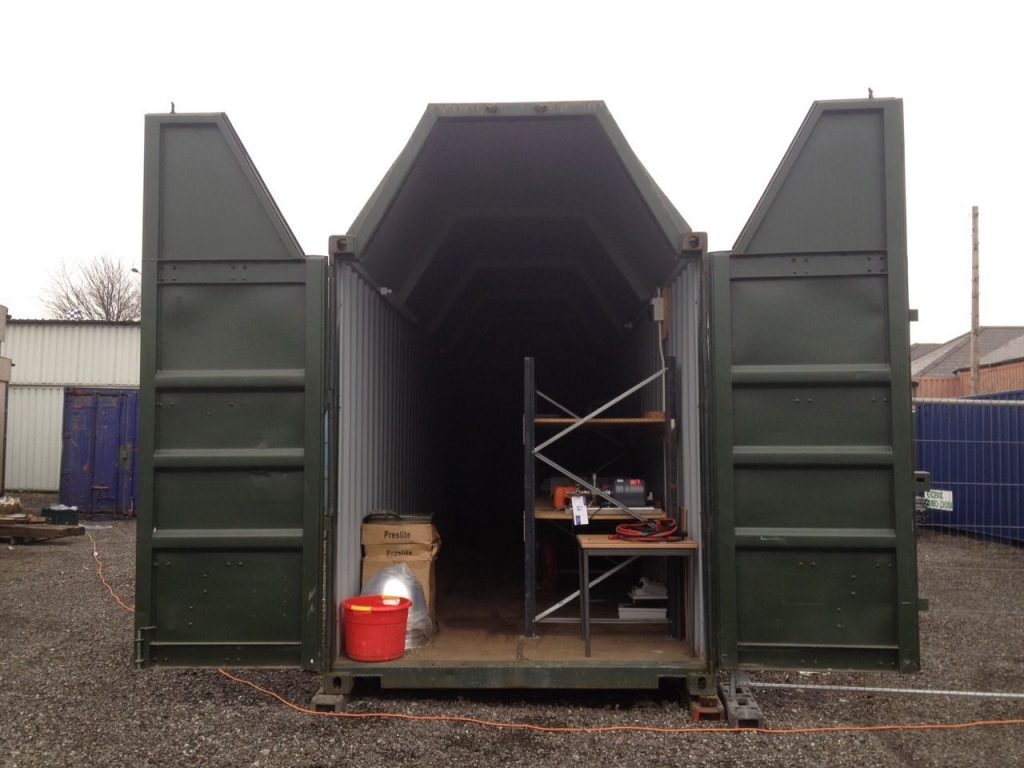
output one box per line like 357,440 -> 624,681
135,114 -> 326,667
710,98 -> 920,672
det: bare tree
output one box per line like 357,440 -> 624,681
44,255 -> 141,321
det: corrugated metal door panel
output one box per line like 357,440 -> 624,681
135,113 -> 324,669
59,388 -> 140,514
711,99 -> 919,672
91,393 -> 123,511
121,391 -> 140,516
60,391 -> 96,509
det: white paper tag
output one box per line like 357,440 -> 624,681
570,495 -> 589,526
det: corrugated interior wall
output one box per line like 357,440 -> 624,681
335,264 -> 439,605
605,261 -> 705,659
4,386 -> 64,491
666,259 -> 705,658
615,313 -> 665,415
611,315 -> 669,514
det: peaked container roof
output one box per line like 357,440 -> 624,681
347,102 -> 690,346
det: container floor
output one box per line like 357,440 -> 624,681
335,570 -> 697,667
395,621 -> 694,664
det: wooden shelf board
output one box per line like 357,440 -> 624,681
534,416 -> 666,427
534,506 -> 667,521
577,533 -> 698,551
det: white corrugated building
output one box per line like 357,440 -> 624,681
0,320 -> 140,491
0,307 -> 10,493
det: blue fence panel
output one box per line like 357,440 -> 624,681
915,394 -> 1024,542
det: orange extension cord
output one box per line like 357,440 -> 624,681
86,531 -> 135,613
85,531 -> 1024,737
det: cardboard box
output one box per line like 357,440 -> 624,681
361,519 -> 440,619
361,518 -> 437,550
361,545 -> 438,619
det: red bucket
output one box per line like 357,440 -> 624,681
341,595 -> 412,662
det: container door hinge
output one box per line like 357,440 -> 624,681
913,471 -> 931,492
134,625 -> 155,667
329,234 -> 358,261
680,231 -> 707,255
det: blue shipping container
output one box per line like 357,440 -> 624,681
60,388 -> 139,516
915,393 -> 1024,542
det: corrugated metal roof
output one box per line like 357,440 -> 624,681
0,321 -> 140,386
911,327 -> 1024,377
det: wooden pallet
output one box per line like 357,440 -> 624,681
0,514 -> 85,544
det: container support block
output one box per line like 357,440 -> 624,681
720,670 -> 764,728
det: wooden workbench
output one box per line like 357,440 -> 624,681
576,533 -> 697,657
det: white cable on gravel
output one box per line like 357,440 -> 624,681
750,681 -> 1024,700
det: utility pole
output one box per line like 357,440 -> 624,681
970,206 -> 980,395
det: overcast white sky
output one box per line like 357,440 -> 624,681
1,1 -> 1020,343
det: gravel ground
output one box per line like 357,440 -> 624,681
2,514 -> 1022,767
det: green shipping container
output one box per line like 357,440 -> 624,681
135,99 -> 919,695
